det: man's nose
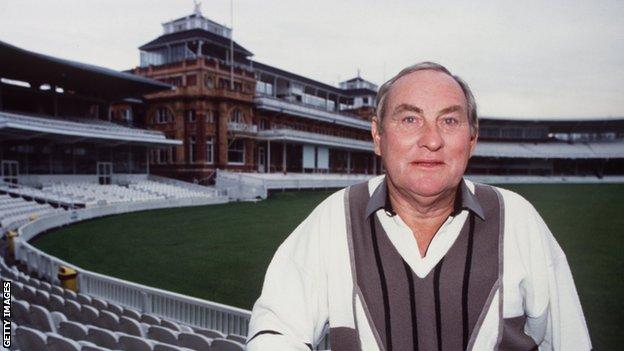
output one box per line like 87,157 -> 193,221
417,122 -> 444,151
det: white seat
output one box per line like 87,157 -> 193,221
65,299 -> 82,321
81,304 -> 100,325
16,325 -> 48,351
50,293 -> 66,312
36,289 -> 51,307
178,332 -> 212,351
59,320 -> 89,341
30,304 -> 66,332
153,342 -> 195,351
122,308 -> 141,320
77,293 -> 93,305
160,319 -> 181,332
12,299 -> 30,326
91,297 -> 108,310
64,288 -> 78,300
141,313 -> 161,325
106,302 -> 124,315
51,285 -> 65,296
119,316 -> 147,337
118,334 -> 154,351
147,325 -> 178,345
47,332 -> 82,351
211,338 -> 244,351
226,334 -> 246,344
194,328 -> 225,340
96,310 -> 120,331
87,326 -> 119,350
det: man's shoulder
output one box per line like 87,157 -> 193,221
465,179 -> 536,214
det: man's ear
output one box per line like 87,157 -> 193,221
372,116 -> 382,156
469,130 -> 478,157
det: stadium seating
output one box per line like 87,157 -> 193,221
3,259 -> 246,351
0,195 -> 64,234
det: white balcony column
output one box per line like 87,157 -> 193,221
282,142 -> 287,173
347,151 -> 351,174
273,76 -> 277,97
267,140 -> 271,173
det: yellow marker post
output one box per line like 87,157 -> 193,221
58,266 -> 78,292
6,230 -> 18,259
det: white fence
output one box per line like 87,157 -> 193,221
216,170 -> 375,200
13,195 -> 256,336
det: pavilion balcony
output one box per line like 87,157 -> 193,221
254,95 -> 371,131
257,128 -> 373,151
228,122 -> 258,134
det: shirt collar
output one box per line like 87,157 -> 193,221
364,177 -> 485,220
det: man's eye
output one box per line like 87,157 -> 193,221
402,116 -> 417,123
442,117 -> 459,125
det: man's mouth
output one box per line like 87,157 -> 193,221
411,160 -> 444,168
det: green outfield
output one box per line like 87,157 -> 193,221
32,184 -> 624,350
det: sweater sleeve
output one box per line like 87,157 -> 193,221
247,194 -> 335,350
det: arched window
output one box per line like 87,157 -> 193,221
230,109 -> 243,123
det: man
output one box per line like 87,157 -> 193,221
247,62 -> 591,350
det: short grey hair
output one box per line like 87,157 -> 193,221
375,62 -> 478,136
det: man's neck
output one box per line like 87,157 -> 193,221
386,178 -> 459,256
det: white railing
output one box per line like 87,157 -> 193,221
254,95 -> 370,130
13,195 -> 254,336
216,169 -> 374,200
258,128 -> 373,151
228,122 -> 258,133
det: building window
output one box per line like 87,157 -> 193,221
156,108 -> 172,124
363,97 -> 369,104
206,137 -> 214,164
230,109 -> 243,123
186,109 -> 196,123
186,74 -> 197,86
206,110 -> 215,123
228,138 -> 245,165
188,136 -> 196,163
259,119 -> 268,130
204,75 -> 214,88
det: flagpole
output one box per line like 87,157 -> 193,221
230,0 -> 234,90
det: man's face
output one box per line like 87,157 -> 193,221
372,69 -> 477,199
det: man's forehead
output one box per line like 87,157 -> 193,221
387,70 -> 467,110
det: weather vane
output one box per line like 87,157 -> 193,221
193,0 -> 202,15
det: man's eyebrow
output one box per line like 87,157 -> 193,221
437,105 -> 463,116
392,103 -> 423,115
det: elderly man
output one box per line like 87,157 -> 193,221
247,62 -> 591,350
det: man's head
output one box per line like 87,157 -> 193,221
372,62 -> 478,199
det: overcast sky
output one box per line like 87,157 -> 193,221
1,0 -> 622,119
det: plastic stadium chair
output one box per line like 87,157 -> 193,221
122,307 -> 142,320
47,332 -> 81,351
92,297 -> 109,310
23,285 -> 37,303
80,304 -> 100,325
65,299 -> 82,322
40,280 -> 53,292
119,316 -> 148,337
118,334 -> 154,351
28,277 -> 42,289
51,284 -> 65,296
35,289 -> 51,307
59,320 -> 89,341
11,281 -> 24,300
30,304 -> 66,333
141,313 -> 162,325
106,302 -> 124,315
78,293 -> 93,305
178,332 -> 212,351
153,342 -> 195,351
16,325 -> 48,351
226,334 -> 247,344
211,338 -> 245,351
194,328 -> 225,340
87,326 -> 120,350
147,325 -> 179,345
160,319 -> 182,332
50,293 -> 66,312
64,288 -> 78,300
12,299 -> 30,326
96,310 -> 120,331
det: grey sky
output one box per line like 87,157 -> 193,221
1,0 -> 623,119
